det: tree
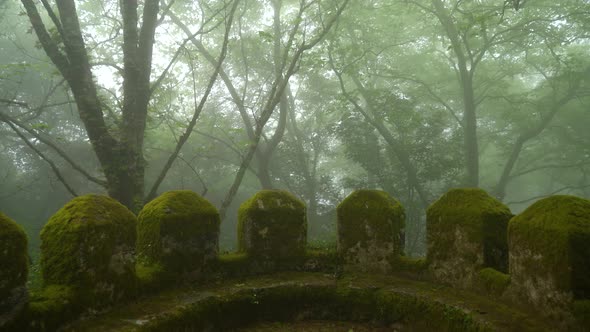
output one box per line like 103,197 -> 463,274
18,0 -> 238,211
218,0 -> 351,219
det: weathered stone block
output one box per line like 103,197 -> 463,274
508,195 -> 590,313
0,212 -> 28,328
427,188 -> 511,288
137,190 -> 220,278
238,190 -> 307,260
40,195 -> 137,307
337,190 -> 405,272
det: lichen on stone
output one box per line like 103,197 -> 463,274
508,195 -> 590,312
337,189 -> 405,272
136,190 -> 220,281
238,190 -> 307,261
426,188 -> 511,288
40,194 -> 137,308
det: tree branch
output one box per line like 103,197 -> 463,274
146,0 -> 240,202
2,116 -> 77,197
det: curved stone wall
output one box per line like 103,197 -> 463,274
1,188 -> 588,331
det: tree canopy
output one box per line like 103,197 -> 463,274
1,0 -> 588,255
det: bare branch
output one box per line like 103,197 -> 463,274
0,112 -> 108,187
146,0 -> 240,202
2,116 -> 77,197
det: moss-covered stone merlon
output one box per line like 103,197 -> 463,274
337,190 -> 405,272
238,190 -> 307,260
508,195 -> 590,313
0,212 -> 28,327
40,194 -> 137,308
427,188 -> 511,288
137,190 -> 220,279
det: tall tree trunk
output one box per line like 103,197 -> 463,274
462,74 -> 480,187
22,0 -> 159,212
431,0 -> 479,187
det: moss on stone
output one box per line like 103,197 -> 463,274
136,262 -> 166,293
137,190 -> 220,277
4,284 -> 81,332
337,190 -> 405,272
63,271 -> 560,332
140,282 -> 490,332
0,212 -> 28,299
0,212 -> 28,329
26,285 -> 79,330
427,188 -> 511,287
237,190 -> 307,260
572,300 -> 590,328
390,256 -> 428,274
40,194 -> 137,308
477,268 -> 510,296
508,195 -> 590,309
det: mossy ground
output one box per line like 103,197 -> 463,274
237,190 -> 307,260
39,194 -> 137,308
64,271 -> 558,332
236,320 -> 394,331
137,190 -> 220,276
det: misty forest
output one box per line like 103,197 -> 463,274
1,0 -> 590,331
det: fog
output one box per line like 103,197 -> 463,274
1,0 -> 589,281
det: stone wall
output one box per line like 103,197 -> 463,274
1,188 -> 588,330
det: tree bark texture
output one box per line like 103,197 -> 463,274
21,0 -> 160,212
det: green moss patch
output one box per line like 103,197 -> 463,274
137,190 -> 220,279
337,190 -> 405,272
508,195 -> 590,311
572,300 -> 590,328
0,211 -> 28,300
0,212 -> 28,329
65,272 -> 557,332
477,268 -> 510,296
40,194 -> 137,308
427,188 -> 511,288
236,320 -> 393,332
24,285 -> 79,331
238,190 -> 307,261
390,256 -> 428,276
